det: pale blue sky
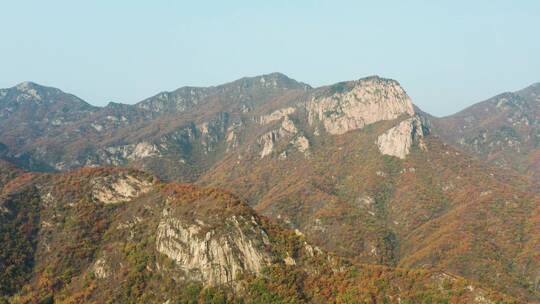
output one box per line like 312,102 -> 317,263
1,0 -> 539,116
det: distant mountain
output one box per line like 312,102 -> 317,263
431,83 -> 540,180
2,74 -> 540,301
136,72 -> 311,114
197,77 -> 540,301
0,81 -> 96,141
0,81 -> 94,112
0,74 -> 311,178
0,166 -> 517,303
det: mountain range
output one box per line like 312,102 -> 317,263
1,73 -> 540,303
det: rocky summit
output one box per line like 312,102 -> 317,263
1,73 -> 540,303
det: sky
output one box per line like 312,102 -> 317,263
1,1 -> 539,116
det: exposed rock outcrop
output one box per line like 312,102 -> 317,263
92,173 -> 154,204
376,116 -> 425,159
92,257 -> 111,279
259,107 -> 296,125
293,135 -> 310,154
258,116 -> 299,158
105,142 -> 161,162
225,121 -> 243,152
155,207 -> 272,286
307,77 -> 415,135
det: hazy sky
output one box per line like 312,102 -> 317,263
1,1 -> 539,116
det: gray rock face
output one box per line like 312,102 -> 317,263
307,77 -> 415,135
253,77 -> 424,160
258,116 -> 299,158
155,207 -> 272,286
91,173 -> 154,204
259,107 -> 296,125
377,116 -> 426,159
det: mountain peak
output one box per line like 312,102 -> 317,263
230,72 -> 311,90
307,75 -> 416,136
359,74 -> 398,83
352,75 -> 403,91
5,81 -> 67,101
13,81 -> 59,94
7,81 -> 50,102
15,81 -> 38,90
321,75 -> 407,100
0,81 -> 95,116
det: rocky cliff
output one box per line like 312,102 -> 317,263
155,185 -> 273,286
307,76 -> 415,135
377,116 -> 426,159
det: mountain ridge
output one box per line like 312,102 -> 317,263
3,74 -> 540,301
430,81 -> 540,181
0,165 -> 519,303
3,74 -> 405,110
0,72 -> 422,177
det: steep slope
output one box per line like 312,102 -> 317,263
2,74 -> 540,301
0,167 -> 517,303
0,74 -> 311,180
201,76 -> 428,264
197,78 -> 540,301
431,83 -> 540,180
